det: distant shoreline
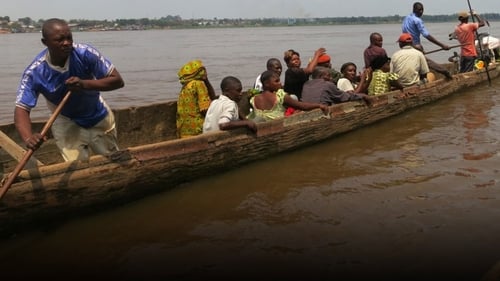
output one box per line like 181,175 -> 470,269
2,13 -> 499,34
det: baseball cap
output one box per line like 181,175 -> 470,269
398,33 -> 413,43
317,53 -> 331,64
458,11 -> 470,19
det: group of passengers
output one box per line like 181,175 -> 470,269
14,3 -> 495,163
175,2 -> 495,139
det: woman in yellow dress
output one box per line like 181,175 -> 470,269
176,60 -> 216,138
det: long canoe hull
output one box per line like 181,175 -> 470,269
0,66 -> 498,235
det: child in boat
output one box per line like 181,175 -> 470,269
367,55 -> 403,95
203,76 -> 257,133
247,70 -> 328,121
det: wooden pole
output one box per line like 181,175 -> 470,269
0,130 -> 43,168
468,0 -> 492,86
0,91 -> 72,200
424,44 -> 468,55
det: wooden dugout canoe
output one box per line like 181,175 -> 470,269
0,65 -> 498,235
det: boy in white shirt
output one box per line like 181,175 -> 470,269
203,76 -> 257,133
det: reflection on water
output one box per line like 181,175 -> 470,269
462,87 -> 497,161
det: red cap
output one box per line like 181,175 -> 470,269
317,53 -> 331,64
398,33 -> 413,43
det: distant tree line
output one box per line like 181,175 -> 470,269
1,13 -> 499,33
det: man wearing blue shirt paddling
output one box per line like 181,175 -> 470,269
402,2 -> 450,51
15,18 -> 125,161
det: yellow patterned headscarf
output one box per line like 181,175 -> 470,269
178,59 -> 206,85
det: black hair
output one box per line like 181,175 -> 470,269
312,66 -> 329,79
369,32 -> 382,43
413,2 -> 423,12
266,58 -> 281,69
370,56 -> 390,70
42,18 -> 67,39
220,76 -> 241,91
260,70 -> 278,84
340,62 -> 356,74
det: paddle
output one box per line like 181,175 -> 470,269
424,44 -> 468,55
468,0 -> 492,86
0,130 -> 43,168
0,91 -> 72,200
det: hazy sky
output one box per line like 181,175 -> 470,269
3,0 -> 500,21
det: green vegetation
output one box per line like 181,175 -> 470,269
1,14 -> 499,33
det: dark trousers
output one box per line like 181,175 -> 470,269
460,56 -> 476,73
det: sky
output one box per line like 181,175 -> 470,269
2,0 -> 500,21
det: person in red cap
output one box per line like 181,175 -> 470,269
391,33 -> 430,87
316,53 -> 342,85
454,11 -> 486,73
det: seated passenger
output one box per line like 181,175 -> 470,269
316,53 -> 342,85
203,76 -> 257,133
368,55 -> 403,95
390,33 -> 430,87
413,45 -> 453,80
337,62 -> 371,93
254,58 -> 283,92
247,70 -> 328,121
302,67 -> 372,105
283,47 -> 325,100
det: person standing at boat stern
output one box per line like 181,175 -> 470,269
203,76 -> 256,133
176,60 -> 217,138
454,11 -> 486,73
402,2 -> 450,52
15,18 -> 124,162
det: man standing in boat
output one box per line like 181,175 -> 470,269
454,11 -> 486,73
14,18 -> 125,161
402,2 -> 450,51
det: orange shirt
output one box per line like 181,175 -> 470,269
455,23 -> 479,57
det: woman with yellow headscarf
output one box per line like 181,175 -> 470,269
176,60 -> 216,138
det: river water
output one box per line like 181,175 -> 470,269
1,23 -> 500,280
1,22 -> 498,122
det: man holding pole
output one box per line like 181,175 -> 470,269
15,18 -> 124,162
454,11 -> 486,73
402,2 -> 450,51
